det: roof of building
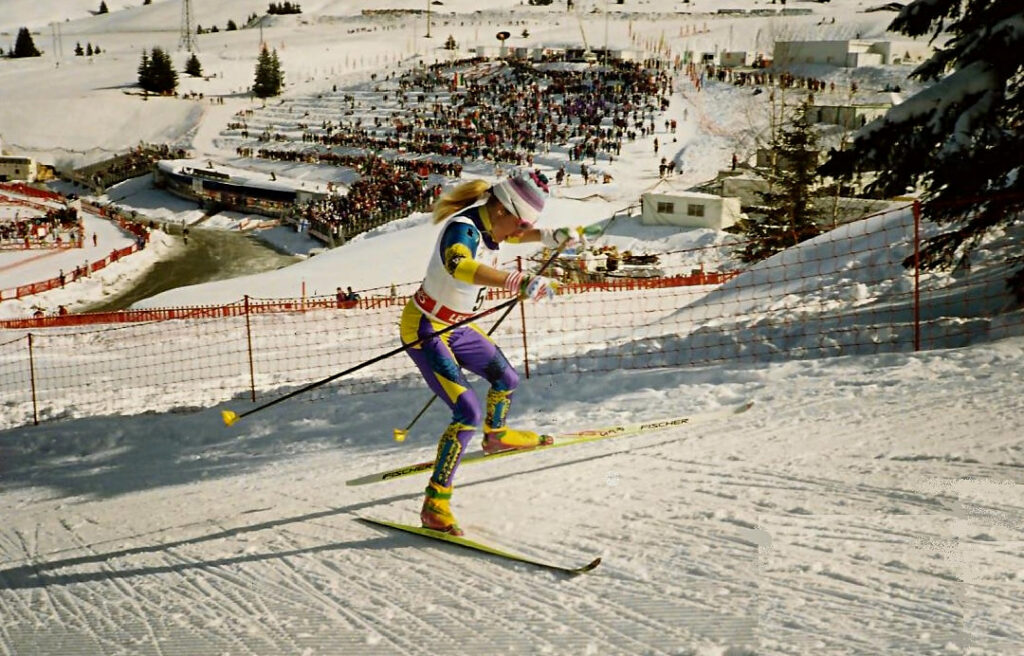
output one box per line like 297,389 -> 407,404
156,159 -> 331,197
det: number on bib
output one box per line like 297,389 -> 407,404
472,287 -> 487,311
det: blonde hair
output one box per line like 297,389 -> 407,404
433,179 -> 491,224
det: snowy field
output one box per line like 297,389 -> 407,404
2,0 -> 1023,654
2,335 -> 1022,655
2,218 -> 1022,654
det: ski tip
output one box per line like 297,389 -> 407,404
735,400 -> 754,414
572,557 -> 602,575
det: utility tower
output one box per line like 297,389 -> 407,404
51,23 -> 65,60
179,0 -> 197,52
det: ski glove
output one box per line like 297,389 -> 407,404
522,274 -> 558,302
504,272 -> 558,302
540,226 -> 588,250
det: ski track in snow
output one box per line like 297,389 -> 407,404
3,351 -> 1022,655
2,1 -> 1023,653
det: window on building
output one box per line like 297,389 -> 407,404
656,201 -> 675,214
687,204 -> 705,217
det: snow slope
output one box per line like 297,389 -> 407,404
2,207 -> 1021,652
1,337 -> 1022,655
2,1 -> 1023,655
1,0 -> 904,167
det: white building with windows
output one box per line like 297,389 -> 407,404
720,51 -> 755,67
805,101 -> 893,130
474,45 -> 506,59
772,39 -> 931,69
0,156 -> 37,183
640,189 -> 741,230
606,48 -> 640,62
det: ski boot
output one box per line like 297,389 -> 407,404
420,481 -> 463,536
482,388 -> 553,454
481,426 -> 554,455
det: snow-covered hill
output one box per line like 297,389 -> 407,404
2,1 -> 1023,654
2,207 -> 1021,652
2,332 -> 1022,655
1,0 -> 901,167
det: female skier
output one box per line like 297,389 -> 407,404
401,169 -> 580,535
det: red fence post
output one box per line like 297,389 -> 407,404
912,200 -> 921,352
244,295 -> 257,402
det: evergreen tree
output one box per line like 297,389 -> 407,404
138,47 -> 178,95
98,1 -> 109,14
185,53 -> 203,77
75,42 -> 84,56
444,35 -> 457,50
11,27 -> 41,58
253,46 -> 284,98
270,49 -> 284,92
150,47 -> 178,94
226,20 -> 238,31
268,2 -> 301,15
86,43 -> 93,56
137,50 -> 152,90
253,47 -> 270,96
94,45 -> 101,54
143,0 -> 151,4
734,114 -> 823,263
819,0 -> 1024,297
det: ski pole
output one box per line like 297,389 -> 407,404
221,297 -> 519,427
392,221 -> 609,442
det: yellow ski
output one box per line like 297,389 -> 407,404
347,401 -> 754,486
358,516 -> 601,575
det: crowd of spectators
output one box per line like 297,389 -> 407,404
0,207 -> 82,249
293,154 -> 440,243
693,61 -> 860,97
222,55 -> 673,244
273,58 -> 669,174
242,147 -> 464,180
